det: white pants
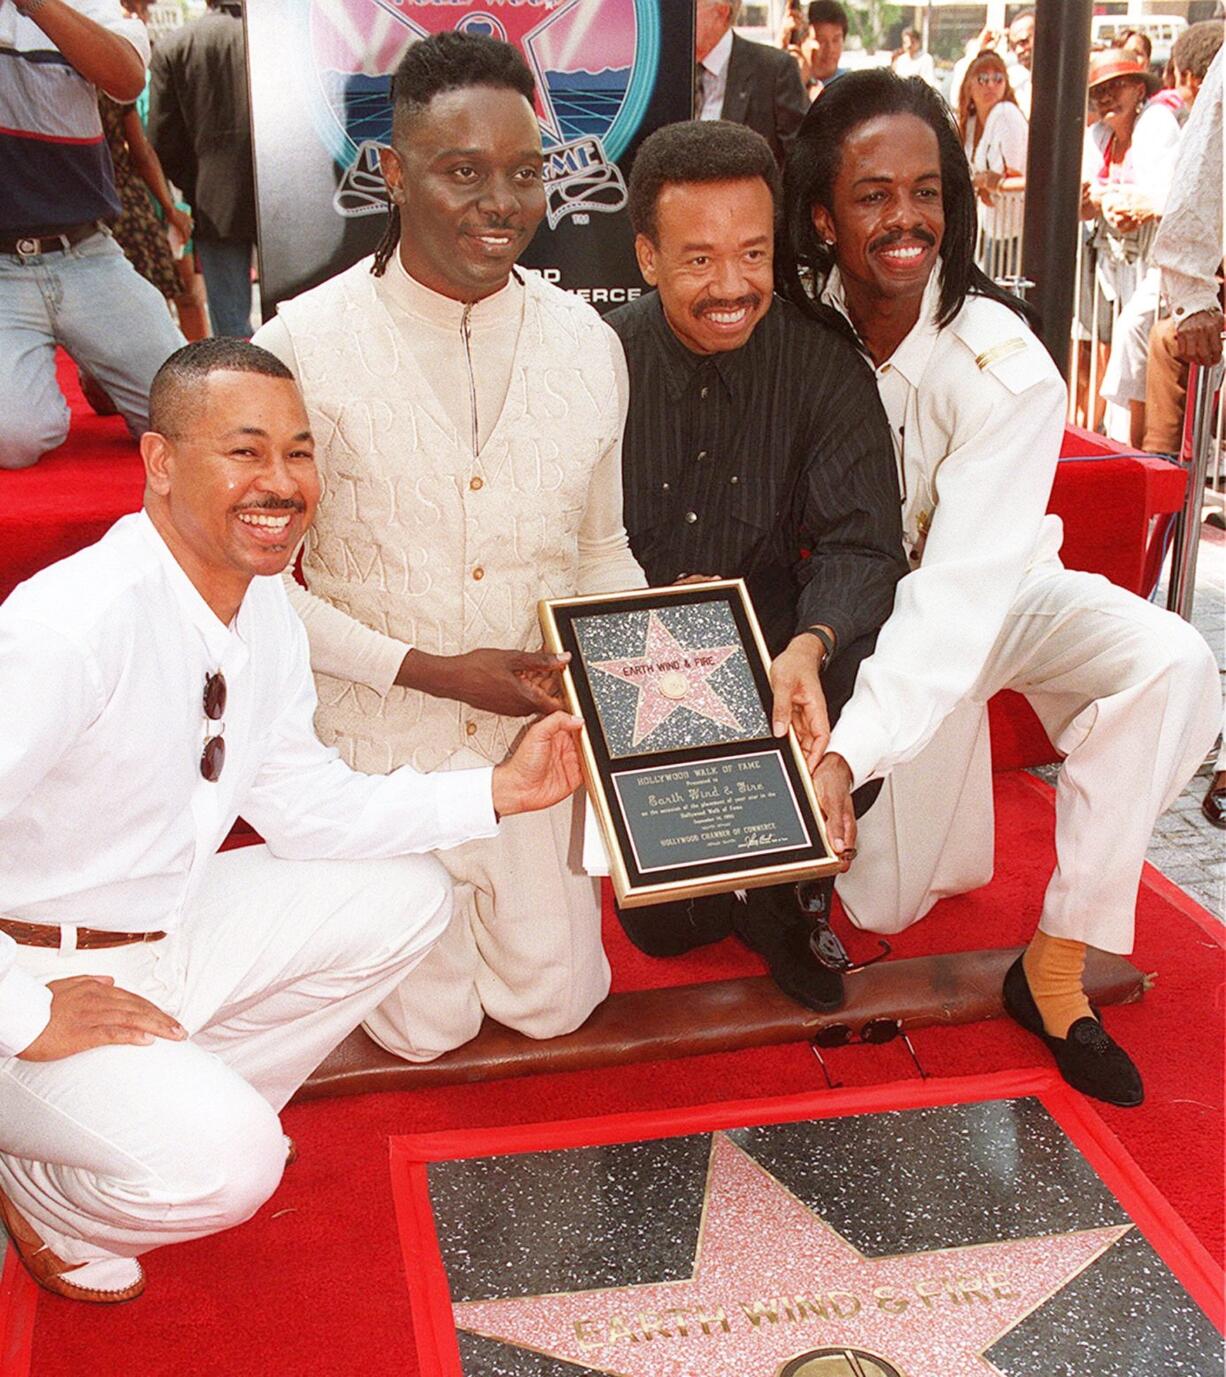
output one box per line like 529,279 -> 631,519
1101,265 -> 1161,411
838,566 -> 1219,954
364,789 -> 608,1062
838,701 -> 996,934
0,845 -> 451,1268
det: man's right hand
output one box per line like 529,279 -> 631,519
396,647 -> 569,717
1174,309 -> 1225,368
18,976 -> 187,1062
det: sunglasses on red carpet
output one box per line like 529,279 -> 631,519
810,1018 -> 927,1089
201,670 -> 227,782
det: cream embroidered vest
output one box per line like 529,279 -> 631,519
278,260 -> 620,774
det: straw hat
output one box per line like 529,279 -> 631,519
1087,49 -> 1156,91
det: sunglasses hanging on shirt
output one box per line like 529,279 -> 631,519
201,670 -> 227,782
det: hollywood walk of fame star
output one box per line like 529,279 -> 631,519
588,612 -> 744,749
452,1132 -> 1131,1377
368,0 -> 590,142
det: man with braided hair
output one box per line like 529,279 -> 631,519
253,32 -> 645,1062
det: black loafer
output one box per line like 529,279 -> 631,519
764,926 -> 845,1012
1002,955 -> 1144,1108
734,898 -> 845,1012
1202,784 -> 1226,830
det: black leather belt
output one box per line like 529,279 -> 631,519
0,222 -> 101,258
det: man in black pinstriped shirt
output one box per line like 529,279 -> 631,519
605,120 -> 906,1012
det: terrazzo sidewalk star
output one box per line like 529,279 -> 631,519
587,610 -> 744,749
451,1132 -> 1128,1377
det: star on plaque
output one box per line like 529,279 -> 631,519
587,611 -> 744,749
453,1132 -> 1131,1377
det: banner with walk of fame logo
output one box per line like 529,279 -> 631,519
390,1072 -> 1224,1377
246,0 -> 692,316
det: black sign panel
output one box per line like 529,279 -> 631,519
245,1 -> 692,316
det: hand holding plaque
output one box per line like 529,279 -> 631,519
539,581 -> 839,908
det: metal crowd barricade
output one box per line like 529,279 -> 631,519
1066,219 -> 1161,438
974,188 -> 1026,284
1166,358 -> 1224,621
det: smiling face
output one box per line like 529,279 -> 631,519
635,177 -> 775,356
968,56 -> 1009,119
814,113 -> 944,312
808,21 -> 845,81
143,370 -> 319,618
380,84 -> 545,302
1091,73 -> 1147,138
1007,13 -> 1034,69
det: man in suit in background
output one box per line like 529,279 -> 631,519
695,0 -> 808,165
148,0 -> 255,337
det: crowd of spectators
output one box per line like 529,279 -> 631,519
0,0 -> 254,467
771,5 -> 1222,444
3,1 -> 1222,469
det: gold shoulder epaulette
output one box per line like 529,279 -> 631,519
975,339 -> 1028,371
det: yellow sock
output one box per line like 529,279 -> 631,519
1022,931 -> 1093,1039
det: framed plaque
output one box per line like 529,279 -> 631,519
540,580 -> 839,908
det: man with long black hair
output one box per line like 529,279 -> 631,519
779,70 -> 1218,1107
254,32 -> 644,1062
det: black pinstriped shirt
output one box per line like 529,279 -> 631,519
607,291 -> 907,656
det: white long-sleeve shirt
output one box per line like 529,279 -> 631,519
1153,46 -> 1224,322
254,257 -> 644,701
0,513 -> 498,1057
822,270 -> 1068,789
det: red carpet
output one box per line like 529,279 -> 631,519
6,772 -> 1221,1377
0,360 -> 144,603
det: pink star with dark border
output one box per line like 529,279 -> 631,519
454,1131 -> 1130,1377
588,611 -> 744,748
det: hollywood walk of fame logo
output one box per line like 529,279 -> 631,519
779,1352 -> 903,1377
587,611 -> 747,752
301,0 -> 653,223
452,1132 -> 1131,1377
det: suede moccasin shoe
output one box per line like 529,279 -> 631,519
1002,955 -> 1143,1108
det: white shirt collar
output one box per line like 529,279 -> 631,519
382,251 -> 524,329
134,509 -> 252,666
820,265 -> 943,386
702,27 -> 734,78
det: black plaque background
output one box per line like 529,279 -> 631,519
244,1 -> 693,319
548,585 -> 833,895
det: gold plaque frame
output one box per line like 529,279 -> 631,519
540,580 -> 839,908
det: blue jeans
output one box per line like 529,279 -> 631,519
0,229 -> 184,469
196,238 -> 254,338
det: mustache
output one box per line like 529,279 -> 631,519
869,227 -> 938,254
691,293 -> 762,319
233,497 -> 306,513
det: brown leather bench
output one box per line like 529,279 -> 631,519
295,946 -> 1145,1099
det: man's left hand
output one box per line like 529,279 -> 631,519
770,632 -> 830,770
490,712 -> 584,817
812,753 -> 856,868
1174,308 -> 1225,367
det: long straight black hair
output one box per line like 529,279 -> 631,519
777,68 -> 1035,330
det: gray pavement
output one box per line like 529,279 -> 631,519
1149,522 -> 1225,920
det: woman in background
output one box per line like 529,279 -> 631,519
958,49 -> 1029,280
